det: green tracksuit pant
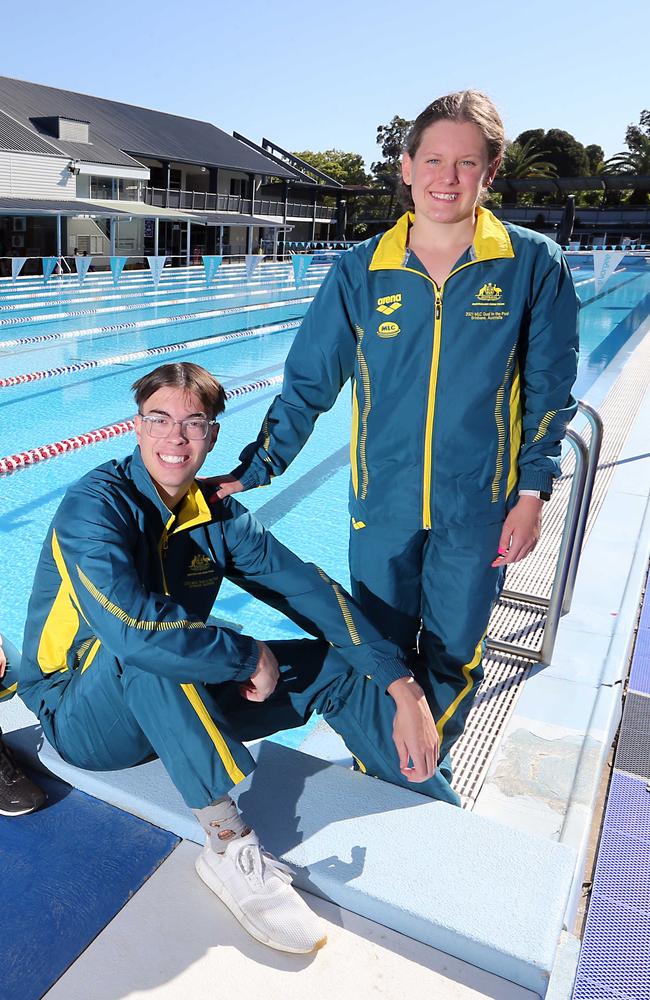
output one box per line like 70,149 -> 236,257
40,637 -> 460,808
348,520 -> 506,786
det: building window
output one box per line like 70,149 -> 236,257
118,179 -> 142,202
90,176 -> 114,199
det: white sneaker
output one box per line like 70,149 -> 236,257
195,828 -> 327,954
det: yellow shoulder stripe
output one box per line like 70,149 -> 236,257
76,564 -> 205,632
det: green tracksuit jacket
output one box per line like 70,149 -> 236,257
234,208 -> 580,529
19,447 -> 409,748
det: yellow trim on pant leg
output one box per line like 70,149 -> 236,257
0,683 -> 17,699
351,753 -> 367,773
180,683 -> 246,786
436,638 -> 485,742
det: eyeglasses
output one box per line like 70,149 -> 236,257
138,413 -> 217,440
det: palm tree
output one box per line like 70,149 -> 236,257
499,139 -> 558,179
603,135 -> 650,204
498,139 -> 557,206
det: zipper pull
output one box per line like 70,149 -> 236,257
435,293 -> 441,320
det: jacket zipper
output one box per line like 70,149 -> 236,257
422,288 -> 443,529
159,530 -> 170,596
419,258 -> 485,529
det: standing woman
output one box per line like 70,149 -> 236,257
215,91 -> 579,802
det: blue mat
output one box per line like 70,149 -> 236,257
0,769 -> 179,1000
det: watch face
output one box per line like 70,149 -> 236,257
540,491 -> 552,502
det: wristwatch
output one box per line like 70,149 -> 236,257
519,489 -> 551,502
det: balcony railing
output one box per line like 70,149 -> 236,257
143,187 -> 337,221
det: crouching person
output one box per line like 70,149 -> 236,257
19,362 -> 441,954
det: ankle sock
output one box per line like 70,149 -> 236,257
194,796 -> 251,852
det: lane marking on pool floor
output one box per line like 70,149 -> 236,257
0,296 -> 312,350
0,319 -> 300,387
0,271 -> 321,320
0,263 -> 327,310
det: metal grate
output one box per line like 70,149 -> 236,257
614,693 -> 650,780
640,594 -> 650,633
451,328 -> 650,804
451,652 -> 531,803
573,771 -> 650,999
629,629 -> 650,696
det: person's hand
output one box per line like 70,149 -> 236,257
492,495 -> 544,567
387,676 -> 439,782
239,641 -> 279,702
0,637 -> 5,680
207,475 -> 244,501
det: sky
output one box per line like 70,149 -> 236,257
2,0 -> 648,170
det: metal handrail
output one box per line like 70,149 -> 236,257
487,400 -> 602,665
562,402 -> 604,611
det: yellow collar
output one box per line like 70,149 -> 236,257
369,207 -> 515,271
165,481 -> 212,534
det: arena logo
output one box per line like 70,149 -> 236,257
376,293 -> 402,315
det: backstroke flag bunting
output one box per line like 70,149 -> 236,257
76,256 -> 93,286
109,256 -> 128,287
291,253 -> 313,287
146,255 -> 167,287
42,257 -> 58,284
245,255 -> 261,280
11,258 -> 27,281
202,255 -> 223,287
592,250 -> 626,294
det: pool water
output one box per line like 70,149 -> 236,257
1,255 -> 649,674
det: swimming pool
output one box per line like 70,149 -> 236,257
1,254 -> 649,667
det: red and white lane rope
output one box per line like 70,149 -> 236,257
0,319 -> 299,388
0,297 -> 312,350
0,374 -> 283,475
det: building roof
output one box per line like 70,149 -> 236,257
0,109 -> 62,156
0,76 -> 294,178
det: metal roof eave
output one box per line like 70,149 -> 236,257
0,196 -> 129,217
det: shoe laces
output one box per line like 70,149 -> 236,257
234,836 -> 294,892
0,740 -> 21,784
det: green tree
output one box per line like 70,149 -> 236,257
585,144 -> 605,173
371,115 -> 413,219
514,128 -> 589,176
292,149 -> 370,186
500,139 -> 558,179
624,110 -> 650,155
498,138 -> 557,206
604,111 -> 650,204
